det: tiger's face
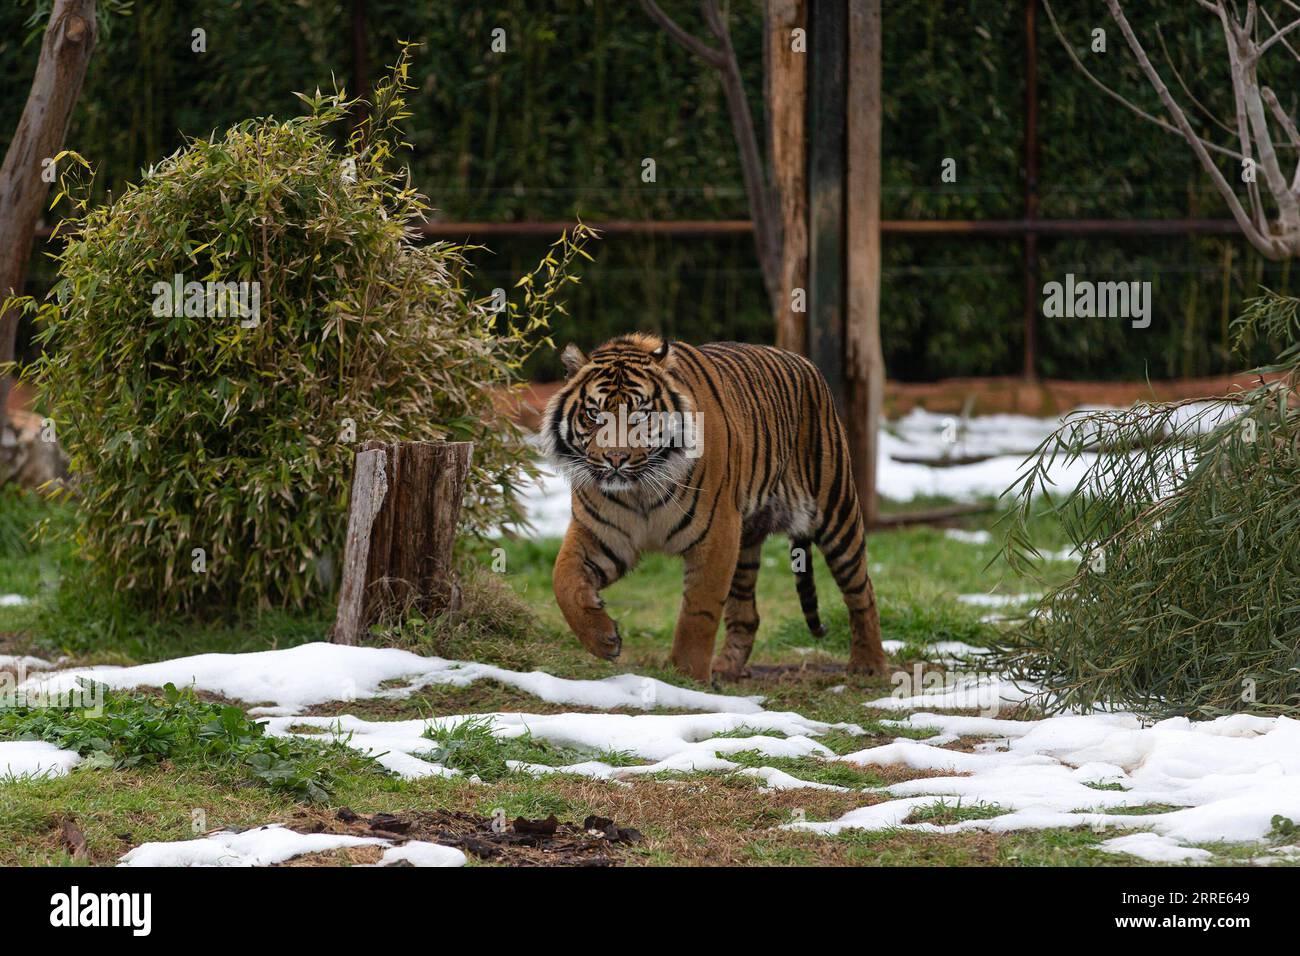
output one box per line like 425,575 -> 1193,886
543,335 -> 698,494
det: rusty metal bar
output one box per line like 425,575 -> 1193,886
32,218 -> 1245,241
414,219 -> 1244,238
880,218 -> 1240,236
415,220 -> 756,237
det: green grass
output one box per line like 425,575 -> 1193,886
904,798 -> 1009,826
742,825 -> 1132,867
722,749 -> 887,789
0,490 -> 1244,867
0,683 -> 376,802
483,507 -> 1075,674
0,487 -> 48,560
417,716 -> 641,781
1095,804 -> 1182,816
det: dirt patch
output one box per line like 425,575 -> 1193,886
737,662 -> 849,681
280,844 -> 387,867
126,684 -> 264,709
0,633 -> 47,676
300,680 -> 708,721
503,775 -> 932,865
0,633 -> 31,655
288,806 -> 644,867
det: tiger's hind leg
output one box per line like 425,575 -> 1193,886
816,510 -> 887,676
713,542 -> 763,681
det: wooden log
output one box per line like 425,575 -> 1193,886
331,440 -> 473,646
872,503 -> 996,529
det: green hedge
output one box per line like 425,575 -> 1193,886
19,70 -> 578,614
4,0 -> 1294,380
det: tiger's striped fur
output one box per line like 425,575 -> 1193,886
543,333 -> 886,682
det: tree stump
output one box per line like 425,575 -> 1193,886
331,440 -> 473,645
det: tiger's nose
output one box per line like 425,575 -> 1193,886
604,451 -> 630,470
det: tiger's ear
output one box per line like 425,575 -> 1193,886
561,343 -> 588,378
650,339 -> 671,364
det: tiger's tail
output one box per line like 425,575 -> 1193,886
791,537 -> 826,638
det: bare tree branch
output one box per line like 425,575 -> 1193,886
639,0 -> 725,68
1263,86 -> 1300,146
1103,0 -> 1283,255
0,0 -> 98,430
1257,14 -> 1300,54
638,0 -> 782,308
1042,1 -> 1244,162
1261,85 -> 1300,189
1156,22 -> 1242,143
1259,5 -> 1300,63
1215,2 -> 1267,229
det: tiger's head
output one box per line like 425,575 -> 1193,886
543,334 -> 699,494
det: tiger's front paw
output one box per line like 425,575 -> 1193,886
846,653 -> 889,677
576,619 -> 622,661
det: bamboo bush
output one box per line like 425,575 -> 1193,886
14,50 -> 593,615
999,290 -> 1300,716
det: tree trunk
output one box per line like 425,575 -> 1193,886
806,0 -> 846,411
331,441 -> 473,646
639,0 -> 783,313
768,0 -> 808,354
0,0 -> 97,428
846,0 -> 884,525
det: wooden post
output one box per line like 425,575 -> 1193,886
1022,0 -> 1040,381
0,0 -> 97,429
331,440 -> 473,646
768,0 -> 808,355
846,0 -> 884,525
806,0 -> 846,414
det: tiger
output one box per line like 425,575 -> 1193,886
542,333 -> 887,684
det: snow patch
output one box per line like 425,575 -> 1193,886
375,841 -> 469,868
0,740 -> 82,779
865,675 -> 1038,712
18,641 -> 763,714
789,710 -> 1300,862
1098,832 -> 1212,864
265,710 -> 863,783
118,824 -> 466,868
944,529 -> 991,545
0,653 -> 57,671
956,592 -> 1043,609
